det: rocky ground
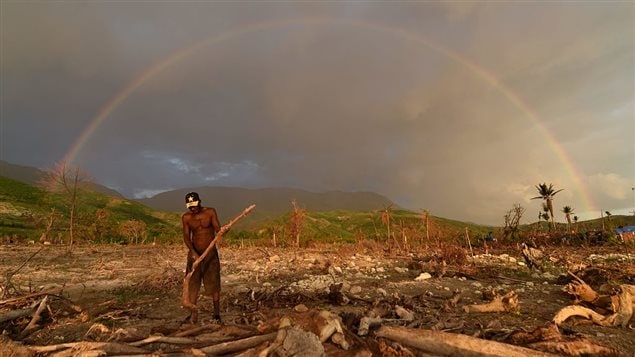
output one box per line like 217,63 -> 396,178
0,243 -> 633,356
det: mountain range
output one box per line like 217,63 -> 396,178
137,186 -> 394,222
0,160 -> 394,222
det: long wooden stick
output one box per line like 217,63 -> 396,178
30,342 -> 148,354
0,288 -> 61,307
182,204 -> 256,311
376,325 -> 557,357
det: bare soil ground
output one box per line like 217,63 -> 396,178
1,243 -> 634,356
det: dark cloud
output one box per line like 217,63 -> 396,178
2,2 -> 633,224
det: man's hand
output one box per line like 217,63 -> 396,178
191,252 -> 200,261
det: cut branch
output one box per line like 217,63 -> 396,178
199,332 -> 276,355
463,290 -> 519,313
20,296 -> 48,338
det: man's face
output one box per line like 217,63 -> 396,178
188,203 -> 201,213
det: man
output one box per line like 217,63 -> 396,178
182,192 -> 222,323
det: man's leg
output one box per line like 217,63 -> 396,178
203,249 -> 222,321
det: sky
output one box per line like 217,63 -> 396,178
1,1 -> 634,225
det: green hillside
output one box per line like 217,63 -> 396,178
0,176 -> 180,244
0,176 -> 498,246
3,175 -> 632,247
225,208 -> 496,247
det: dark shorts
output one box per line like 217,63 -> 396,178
186,247 -> 221,296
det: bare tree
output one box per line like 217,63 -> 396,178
289,199 -> 306,247
270,226 -> 280,248
38,208 -> 58,244
380,205 -> 394,241
39,161 -> 90,251
398,220 -> 408,250
503,204 -> 525,241
421,209 -> 430,246
573,215 -> 579,233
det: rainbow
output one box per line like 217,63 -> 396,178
62,18 -> 597,212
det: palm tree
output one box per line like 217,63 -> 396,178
604,211 -> 613,230
562,206 -> 574,232
573,215 -> 579,233
532,183 -> 564,230
539,203 -> 550,231
542,203 -> 550,225
541,212 -> 550,230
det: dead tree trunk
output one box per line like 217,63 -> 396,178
39,208 -> 56,243
465,227 -> 473,257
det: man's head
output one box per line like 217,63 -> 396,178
185,192 -> 201,211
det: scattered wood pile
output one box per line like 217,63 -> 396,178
554,272 -> 634,328
1,243 -> 633,356
1,280 -> 628,356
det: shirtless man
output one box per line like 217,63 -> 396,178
182,192 -> 222,323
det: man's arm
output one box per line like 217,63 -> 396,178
210,208 -> 221,235
182,214 -> 198,259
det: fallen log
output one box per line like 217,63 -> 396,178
129,333 -> 254,348
507,323 -> 625,356
199,332 -> 276,355
529,340 -> 626,356
0,306 -> 35,324
375,325 -> 557,357
182,204 -> 256,316
29,341 -> 148,354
